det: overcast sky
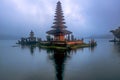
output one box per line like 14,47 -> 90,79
0,0 -> 120,39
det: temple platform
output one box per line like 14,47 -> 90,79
39,40 -> 97,50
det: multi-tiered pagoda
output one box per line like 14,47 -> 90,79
46,1 -> 72,41
17,1 -> 97,49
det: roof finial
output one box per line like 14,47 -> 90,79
31,30 -> 33,32
57,0 -> 61,4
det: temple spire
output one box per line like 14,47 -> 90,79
30,30 -> 34,38
46,1 -> 72,41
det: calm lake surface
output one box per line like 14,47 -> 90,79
0,39 -> 120,80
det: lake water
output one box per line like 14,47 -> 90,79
0,39 -> 120,80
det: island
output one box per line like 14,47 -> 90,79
17,1 -> 97,50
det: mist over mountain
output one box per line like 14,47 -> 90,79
86,34 -> 113,39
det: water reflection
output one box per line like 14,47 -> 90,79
20,44 -> 96,55
19,44 -> 96,80
20,44 -> 36,55
113,42 -> 120,52
47,49 -> 72,80
89,46 -> 96,52
46,47 -> 95,80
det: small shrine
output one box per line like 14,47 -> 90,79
17,30 -> 37,44
28,30 -> 36,42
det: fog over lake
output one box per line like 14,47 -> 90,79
0,39 -> 120,80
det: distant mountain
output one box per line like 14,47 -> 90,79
85,34 -> 113,39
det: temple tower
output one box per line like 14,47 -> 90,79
46,1 -> 72,41
29,30 -> 36,41
30,30 -> 34,38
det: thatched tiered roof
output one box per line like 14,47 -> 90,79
46,1 -> 72,35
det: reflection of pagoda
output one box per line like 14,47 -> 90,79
48,50 -> 71,80
46,1 -> 72,41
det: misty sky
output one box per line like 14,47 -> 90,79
0,0 -> 120,39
